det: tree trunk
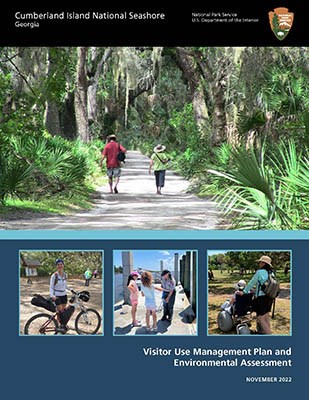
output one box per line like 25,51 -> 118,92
193,49 -> 227,147
211,80 -> 227,146
87,47 -> 113,124
59,92 -> 77,140
44,101 -> 61,136
175,47 -> 209,137
43,49 -> 61,136
74,47 -> 90,143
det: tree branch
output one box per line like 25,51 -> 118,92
3,53 -> 37,96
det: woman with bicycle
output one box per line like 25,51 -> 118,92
24,258 -> 101,335
50,258 -> 71,312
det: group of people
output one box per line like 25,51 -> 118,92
223,255 -> 277,334
100,134 -> 170,195
127,269 -> 176,332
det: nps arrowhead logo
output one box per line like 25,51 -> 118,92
268,7 -> 294,40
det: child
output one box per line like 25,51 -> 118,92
127,271 -> 141,327
221,279 -> 247,313
140,271 -> 163,332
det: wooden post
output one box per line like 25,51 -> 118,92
122,251 -> 133,305
174,253 -> 179,284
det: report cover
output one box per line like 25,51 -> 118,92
0,1 -> 308,399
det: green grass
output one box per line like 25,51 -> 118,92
0,175 -> 107,217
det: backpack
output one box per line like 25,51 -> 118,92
53,272 -> 67,288
261,272 -> 280,299
84,270 -> 92,279
31,294 -> 56,312
117,143 -> 126,163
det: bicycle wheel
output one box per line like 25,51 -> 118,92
75,308 -> 101,335
24,313 -> 59,335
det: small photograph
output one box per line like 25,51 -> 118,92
20,250 -> 103,335
114,250 -> 197,335
208,250 -> 291,335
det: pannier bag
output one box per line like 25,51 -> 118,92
78,290 -> 90,302
59,306 -> 75,326
31,294 -> 56,312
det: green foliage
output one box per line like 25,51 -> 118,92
1,46 -> 308,224
213,143 -> 233,167
0,151 -> 35,204
208,250 -> 290,272
20,251 -> 103,277
168,103 -> 210,177
238,110 -> 267,135
8,135 -> 87,197
208,140 -> 309,229
0,131 -> 103,205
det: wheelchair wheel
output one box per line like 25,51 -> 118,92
237,323 -> 251,335
217,310 -> 233,332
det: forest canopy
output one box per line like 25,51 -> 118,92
1,47 -> 308,229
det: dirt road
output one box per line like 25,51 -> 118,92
20,277 -> 103,335
2,150 -> 222,230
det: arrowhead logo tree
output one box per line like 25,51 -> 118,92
268,7 -> 294,41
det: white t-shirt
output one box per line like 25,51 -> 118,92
50,272 -> 69,297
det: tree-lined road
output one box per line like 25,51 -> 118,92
2,151 -> 222,230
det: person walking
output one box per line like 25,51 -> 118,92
84,267 -> 92,287
160,270 -> 176,322
149,144 -> 170,195
100,134 -> 126,194
238,255 -> 275,334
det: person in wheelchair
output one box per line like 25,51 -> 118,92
221,280 -> 248,313
218,280 -> 255,334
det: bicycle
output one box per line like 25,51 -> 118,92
24,290 -> 101,335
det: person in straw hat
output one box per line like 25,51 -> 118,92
238,255 -> 274,334
149,144 -> 170,195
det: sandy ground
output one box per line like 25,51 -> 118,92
2,151 -> 222,230
20,277 -> 103,335
208,286 -> 291,335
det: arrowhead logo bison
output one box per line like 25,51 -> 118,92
268,8 -> 294,40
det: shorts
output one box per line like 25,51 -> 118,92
154,170 -> 166,188
55,295 -> 68,305
253,295 -> 273,316
107,168 -> 121,178
145,302 -> 157,311
130,295 -> 138,306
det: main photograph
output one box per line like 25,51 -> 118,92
1,47 -> 308,230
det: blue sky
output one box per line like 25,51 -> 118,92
113,250 -> 189,272
207,250 -> 227,256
